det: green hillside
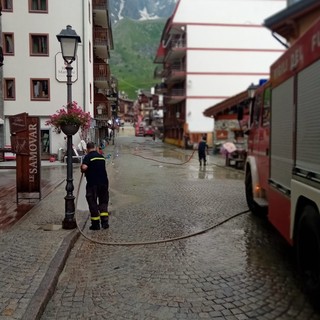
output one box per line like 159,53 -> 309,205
110,18 -> 166,99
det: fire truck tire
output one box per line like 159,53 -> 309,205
296,205 -> 320,307
245,170 -> 266,216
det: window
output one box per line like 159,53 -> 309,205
90,83 -> 92,104
252,93 -> 262,127
262,87 -> 271,127
4,78 -> 15,100
29,0 -> 47,12
30,34 -> 48,55
2,0 -> 13,12
88,1 -> 91,23
3,33 -> 14,55
31,79 -> 50,100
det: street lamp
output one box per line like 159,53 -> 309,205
110,80 -> 118,145
247,83 -> 258,99
57,25 -> 81,229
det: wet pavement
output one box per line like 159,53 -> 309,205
0,161 -> 67,230
0,128 -> 319,319
35,134 -> 319,319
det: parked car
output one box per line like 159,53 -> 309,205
144,126 -> 154,137
4,145 -> 16,161
135,124 -> 144,136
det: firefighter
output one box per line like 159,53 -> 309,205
81,142 -> 109,230
198,136 -> 209,166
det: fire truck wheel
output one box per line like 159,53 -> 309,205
245,170 -> 266,216
296,205 -> 320,307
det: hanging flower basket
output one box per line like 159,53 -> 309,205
60,124 -> 80,135
45,101 -> 91,135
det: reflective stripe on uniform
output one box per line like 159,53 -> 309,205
90,157 -> 105,162
91,216 -> 100,221
100,212 -> 109,217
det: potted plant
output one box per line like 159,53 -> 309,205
46,101 -> 91,135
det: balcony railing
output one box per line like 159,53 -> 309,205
154,65 -> 164,79
164,63 -> 186,82
168,88 -> 185,96
164,89 -> 186,105
94,63 -> 109,80
94,100 -> 109,119
93,28 -> 108,46
92,0 -> 106,9
170,39 -> 186,48
165,114 -> 185,127
164,38 -> 186,62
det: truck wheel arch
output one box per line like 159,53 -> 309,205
245,156 -> 266,215
295,202 -> 320,307
245,156 -> 259,193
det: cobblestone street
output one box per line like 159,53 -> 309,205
41,135 -> 320,320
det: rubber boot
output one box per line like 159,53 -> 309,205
89,220 -> 100,230
101,218 -> 109,229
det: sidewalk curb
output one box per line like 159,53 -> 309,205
21,229 -> 80,320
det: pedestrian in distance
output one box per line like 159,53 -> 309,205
81,142 -> 109,230
198,136 -> 209,166
98,146 -> 104,155
78,139 -> 87,155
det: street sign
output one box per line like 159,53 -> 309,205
9,113 -> 41,202
9,112 -> 28,133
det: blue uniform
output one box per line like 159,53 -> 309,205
82,150 -> 109,229
198,140 -> 208,166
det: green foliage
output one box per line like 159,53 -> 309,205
110,18 -> 166,99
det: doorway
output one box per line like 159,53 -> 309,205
41,129 -> 50,159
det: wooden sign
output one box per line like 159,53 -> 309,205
9,113 -> 28,134
215,130 -> 228,140
10,136 -> 29,155
15,116 -> 41,200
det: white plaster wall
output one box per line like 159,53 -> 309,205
187,74 -> 263,98
174,0 -> 286,25
171,0 -> 286,133
187,25 -> 284,50
186,99 -> 215,133
2,0 -> 94,153
187,50 -> 282,74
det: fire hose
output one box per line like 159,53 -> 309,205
75,147 -> 249,246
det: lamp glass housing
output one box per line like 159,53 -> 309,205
247,83 -> 257,99
57,25 -> 81,64
60,38 -> 78,63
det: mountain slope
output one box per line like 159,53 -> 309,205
110,0 -> 177,24
110,18 -> 166,99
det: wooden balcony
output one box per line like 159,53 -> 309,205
165,38 -> 186,62
94,94 -> 109,119
165,63 -> 186,83
93,28 -> 108,46
94,63 -> 109,81
165,113 -> 185,127
165,88 -> 186,105
92,0 -> 106,10
92,1 -> 108,29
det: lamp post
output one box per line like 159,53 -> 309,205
247,83 -> 258,99
57,25 -> 81,229
110,80 -> 117,145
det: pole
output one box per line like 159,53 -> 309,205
112,116 -> 115,145
62,64 -> 76,229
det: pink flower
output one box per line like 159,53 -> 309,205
46,101 -> 91,132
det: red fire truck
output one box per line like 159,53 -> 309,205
243,18 -> 320,302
